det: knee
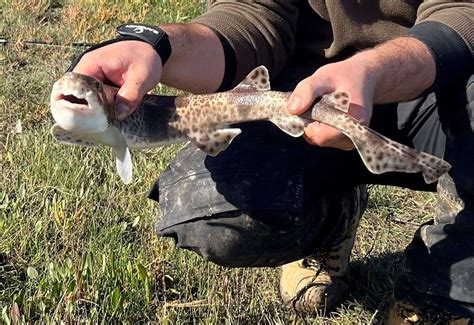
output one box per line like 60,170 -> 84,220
156,210 -> 320,267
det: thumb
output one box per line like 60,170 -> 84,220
115,68 -> 153,120
287,76 -> 332,115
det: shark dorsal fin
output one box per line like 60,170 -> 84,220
232,65 -> 270,92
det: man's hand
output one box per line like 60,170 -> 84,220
287,53 -> 379,150
73,40 -> 163,120
287,37 -> 436,150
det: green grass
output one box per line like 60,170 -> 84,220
0,0 -> 436,323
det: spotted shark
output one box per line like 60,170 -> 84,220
50,65 -> 450,184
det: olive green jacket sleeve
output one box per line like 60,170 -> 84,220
416,1 -> 473,54
409,1 -> 473,90
192,0 -> 299,90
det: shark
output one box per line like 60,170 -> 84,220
50,65 -> 451,184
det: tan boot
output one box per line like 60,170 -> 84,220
280,220 -> 359,314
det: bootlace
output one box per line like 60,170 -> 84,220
287,249 -> 341,309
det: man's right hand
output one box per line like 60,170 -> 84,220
73,40 -> 163,120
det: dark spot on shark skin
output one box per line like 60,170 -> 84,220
261,78 -> 267,84
376,152 -> 384,160
209,148 -> 215,154
226,135 -> 232,140
341,99 -> 349,106
238,105 -> 252,119
213,132 -> 220,137
383,163 -> 388,169
183,128 -> 190,134
200,135 -> 210,142
251,70 -> 259,79
176,97 -> 190,107
214,141 -> 220,147
367,156 -> 373,163
430,157 -> 436,163
375,164 -> 380,171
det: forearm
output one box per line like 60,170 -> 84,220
160,23 -> 225,93
356,37 -> 436,104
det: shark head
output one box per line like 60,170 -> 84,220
50,72 -> 132,184
50,72 -> 113,134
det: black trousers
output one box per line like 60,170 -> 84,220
148,66 -> 474,317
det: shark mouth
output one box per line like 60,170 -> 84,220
52,91 -> 91,111
60,94 -> 88,105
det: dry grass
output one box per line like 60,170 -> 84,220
0,0 -> 436,323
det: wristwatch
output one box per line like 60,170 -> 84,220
67,23 -> 172,72
116,24 -> 172,65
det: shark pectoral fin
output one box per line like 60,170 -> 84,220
269,116 -> 308,137
102,126 -> 133,184
320,92 -> 351,113
113,145 -> 133,184
231,65 -> 271,92
51,124 -> 98,147
349,127 -> 451,184
189,128 -> 242,156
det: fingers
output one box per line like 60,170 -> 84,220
304,122 -> 354,150
68,41 -> 163,120
72,52 -> 106,81
287,75 -> 332,115
115,66 -> 154,119
287,73 -> 352,149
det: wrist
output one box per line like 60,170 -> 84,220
357,38 -> 436,103
348,49 -> 383,92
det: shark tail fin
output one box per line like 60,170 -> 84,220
349,126 -> 451,184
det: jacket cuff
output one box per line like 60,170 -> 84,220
407,21 -> 473,91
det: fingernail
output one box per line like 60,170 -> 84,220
288,96 -> 301,113
116,102 -> 129,119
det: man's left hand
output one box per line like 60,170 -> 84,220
287,52 -> 380,150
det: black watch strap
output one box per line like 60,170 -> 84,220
116,24 -> 172,65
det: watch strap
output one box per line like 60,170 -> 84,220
116,24 -> 171,65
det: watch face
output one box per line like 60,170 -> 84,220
119,24 -> 164,36
116,24 -> 166,47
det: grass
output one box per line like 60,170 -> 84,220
0,0 -> 437,323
